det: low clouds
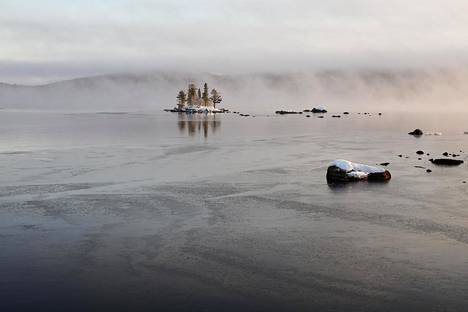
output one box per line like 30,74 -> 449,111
1,0 -> 468,83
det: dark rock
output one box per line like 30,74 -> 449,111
380,162 -> 390,166
311,108 -> 327,113
398,155 -> 403,158
368,171 -> 392,182
275,110 -> 301,115
343,112 -> 350,115
326,166 -> 351,183
418,158 -> 422,160
332,115 -> 341,118
306,115 -> 311,118
443,152 -> 449,156
430,158 -> 464,166
303,109 -> 311,112
378,113 -> 382,116
318,116 -> 324,119
408,129 -> 423,136
426,169 -> 432,173
326,165 -> 391,183
416,151 -> 424,155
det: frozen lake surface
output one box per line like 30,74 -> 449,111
1,111 -> 468,311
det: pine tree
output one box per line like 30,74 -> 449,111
202,83 -> 210,106
197,88 -> 202,100
176,90 -> 186,108
210,89 -> 222,108
187,83 -> 197,106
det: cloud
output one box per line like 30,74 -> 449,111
1,0 -> 468,83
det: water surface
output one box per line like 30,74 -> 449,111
1,111 -> 467,311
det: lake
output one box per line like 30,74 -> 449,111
1,110 -> 468,311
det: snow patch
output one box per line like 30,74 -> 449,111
330,159 -> 385,179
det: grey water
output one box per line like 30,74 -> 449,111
1,110 -> 468,311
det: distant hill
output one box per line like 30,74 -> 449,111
1,68 -> 468,112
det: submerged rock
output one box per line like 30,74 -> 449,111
429,158 -> 464,166
326,160 -> 391,183
275,110 -> 302,115
408,129 -> 423,136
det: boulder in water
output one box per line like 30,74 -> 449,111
311,105 -> 327,113
408,129 -> 423,136
326,160 -> 391,183
429,158 -> 464,166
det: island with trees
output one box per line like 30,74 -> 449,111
165,82 -> 228,113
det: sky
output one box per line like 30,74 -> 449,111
1,0 -> 468,84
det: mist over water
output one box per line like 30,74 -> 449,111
1,66 -> 468,113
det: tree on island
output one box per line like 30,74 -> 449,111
176,83 -> 223,108
202,83 -> 210,106
176,90 -> 187,108
187,83 -> 197,105
210,89 -> 222,108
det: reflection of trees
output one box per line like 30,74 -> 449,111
177,114 -> 221,138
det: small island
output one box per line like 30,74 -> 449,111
165,82 -> 228,113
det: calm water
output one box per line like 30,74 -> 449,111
1,110 -> 468,311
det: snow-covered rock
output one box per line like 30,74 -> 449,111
312,105 -> 327,113
326,159 -> 391,183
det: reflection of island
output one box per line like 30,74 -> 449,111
177,114 -> 221,138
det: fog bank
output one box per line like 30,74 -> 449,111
1,67 -> 468,113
